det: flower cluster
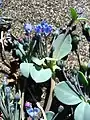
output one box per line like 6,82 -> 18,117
24,20 -> 52,36
25,101 -> 40,119
35,20 -> 52,35
24,23 -> 33,34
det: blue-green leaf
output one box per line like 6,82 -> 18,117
54,81 -> 82,105
30,65 -> 52,83
20,63 -> 32,78
46,111 -> 55,120
74,102 -> 90,120
20,63 -> 52,83
32,57 -> 44,66
52,34 -> 72,60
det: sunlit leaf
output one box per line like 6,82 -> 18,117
46,111 -> 55,120
70,8 -> 78,20
54,81 -> 82,105
52,34 -> 72,60
74,102 -> 90,120
20,63 -> 52,83
30,65 -> 52,83
32,57 -> 44,65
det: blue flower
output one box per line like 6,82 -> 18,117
0,0 -> 3,8
15,93 -> 20,101
26,106 -> 40,118
5,86 -> 11,97
35,24 -> 42,33
35,20 -> 52,35
24,23 -> 33,34
2,75 -> 8,85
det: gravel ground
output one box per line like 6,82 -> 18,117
0,0 -> 90,115
2,0 -> 90,36
1,0 -> 90,69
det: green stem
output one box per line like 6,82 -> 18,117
0,100 -> 9,120
21,79 -> 27,120
51,112 -> 59,120
75,50 -> 81,68
14,102 -> 18,120
45,78 -> 55,112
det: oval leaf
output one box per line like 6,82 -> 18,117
78,71 -> 88,86
74,102 -> 90,120
70,8 -> 78,20
20,63 -> 52,83
20,63 -> 33,78
30,65 -> 52,83
46,111 -> 55,120
54,81 -> 82,105
52,34 -> 72,60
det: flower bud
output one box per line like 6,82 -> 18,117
58,105 -> 64,113
25,101 -> 32,108
14,93 -> 20,101
5,86 -> 10,97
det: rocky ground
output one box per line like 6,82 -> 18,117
2,0 -> 90,35
0,0 -> 89,72
0,1 -> 90,118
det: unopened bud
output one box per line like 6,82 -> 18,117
58,105 -> 64,113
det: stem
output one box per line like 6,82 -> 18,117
0,31 -> 11,68
0,100 -> 9,120
21,92 -> 24,120
36,102 -> 47,120
14,102 -> 17,120
27,88 -> 47,120
62,68 -> 81,96
45,78 -> 55,112
27,40 -> 37,62
21,79 -> 27,120
45,36 -> 48,57
7,98 -> 10,118
75,74 -> 85,98
51,112 -> 59,120
75,50 -> 81,68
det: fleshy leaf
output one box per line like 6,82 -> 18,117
70,8 -> 78,20
74,102 -> 90,120
32,57 -> 44,65
46,111 -> 55,120
78,71 -> 88,86
20,63 -> 33,78
20,63 -> 52,83
52,34 -> 72,60
54,81 -> 82,105
30,65 -> 52,83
